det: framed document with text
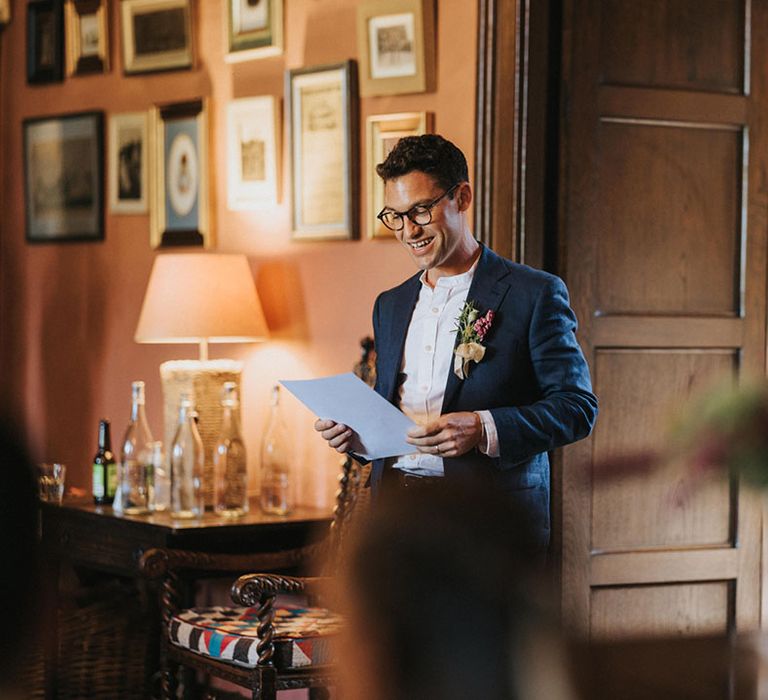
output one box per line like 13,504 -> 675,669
287,61 -> 358,240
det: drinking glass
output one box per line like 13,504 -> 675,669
38,463 -> 66,504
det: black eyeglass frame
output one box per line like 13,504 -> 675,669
376,183 -> 461,231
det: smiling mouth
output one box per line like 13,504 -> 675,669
409,237 -> 434,250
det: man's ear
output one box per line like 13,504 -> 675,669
456,182 -> 472,212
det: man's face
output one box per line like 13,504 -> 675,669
383,171 -> 469,275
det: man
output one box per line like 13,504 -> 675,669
315,134 -> 597,546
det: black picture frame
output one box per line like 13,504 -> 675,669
23,111 -> 105,244
27,0 -> 64,85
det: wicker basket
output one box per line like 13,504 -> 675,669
160,360 -> 243,509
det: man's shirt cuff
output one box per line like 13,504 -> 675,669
475,410 -> 500,458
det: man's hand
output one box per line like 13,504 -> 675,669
314,419 -> 355,454
406,412 -> 483,458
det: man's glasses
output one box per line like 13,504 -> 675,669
377,183 -> 460,232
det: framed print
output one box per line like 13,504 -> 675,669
226,96 -> 280,210
65,0 -> 109,75
27,0 -> 64,84
225,0 -> 283,62
288,61 -> 358,240
121,0 -> 193,75
109,112 -> 149,214
23,112 -> 105,243
150,99 -> 211,248
356,0 -> 435,97
366,112 -> 432,239
0,0 -> 11,26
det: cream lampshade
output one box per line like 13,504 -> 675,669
135,253 -> 269,508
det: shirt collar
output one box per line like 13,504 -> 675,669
419,257 -> 479,290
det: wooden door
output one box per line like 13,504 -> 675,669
560,0 -> 767,638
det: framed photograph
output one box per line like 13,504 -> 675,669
65,0 -> 109,75
366,112 -> 433,239
225,0 -> 283,62
27,0 -> 65,85
121,0 -> 193,75
356,0 -> 435,97
23,112 -> 105,243
288,61 -> 358,240
227,96 -> 280,210
109,112 -> 149,214
150,99 -> 211,248
0,0 -> 11,26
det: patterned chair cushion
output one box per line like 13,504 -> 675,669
169,604 -> 343,670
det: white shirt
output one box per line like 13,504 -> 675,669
391,263 -> 500,476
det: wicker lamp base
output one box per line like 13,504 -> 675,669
160,359 -> 243,509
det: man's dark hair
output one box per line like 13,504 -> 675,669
376,134 -> 469,192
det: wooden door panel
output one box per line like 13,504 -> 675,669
597,122 -> 742,315
599,0 -> 744,92
590,582 -> 731,638
591,350 -> 735,549
561,0 -> 766,641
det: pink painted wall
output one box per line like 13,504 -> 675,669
0,0 -> 477,507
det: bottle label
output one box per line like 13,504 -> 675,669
93,463 -> 105,498
106,462 -> 117,497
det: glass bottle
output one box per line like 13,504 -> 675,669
214,382 -> 248,518
92,419 -> 117,506
150,441 -> 170,512
170,393 -> 204,519
260,385 -> 292,515
119,380 -> 154,515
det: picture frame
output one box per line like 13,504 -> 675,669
121,0 -> 193,75
109,112 -> 149,214
23,111 -> 105,243
0,0 -> 11,26
288,61 -> 359,240
356,0 -> 435,97
150,99 -> 211,249
225,0 -> 283,62
366,112 -> 433,239
226,96 -> 280,210
27,0 -> 65,85
65,0 -> 109,76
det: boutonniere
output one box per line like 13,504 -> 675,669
454,300 -> 495,379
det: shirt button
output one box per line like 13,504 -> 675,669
432,307 -> 439,314
420,385 -> 428,391
425,345 -> 432,352
408,455 -> 416,461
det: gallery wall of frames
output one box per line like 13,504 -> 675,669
14,0 -> 445,247
0,0 -> 477,502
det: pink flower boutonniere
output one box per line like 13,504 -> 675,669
454,300 -> 495,379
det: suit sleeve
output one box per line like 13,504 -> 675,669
489,276 -> 598,466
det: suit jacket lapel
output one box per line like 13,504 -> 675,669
380,274 -> 421,403
441,245 -> 511,413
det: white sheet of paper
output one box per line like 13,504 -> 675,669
280,373 -> 418,461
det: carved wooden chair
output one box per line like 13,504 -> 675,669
140,455 -> 370,700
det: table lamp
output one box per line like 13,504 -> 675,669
135,253 -> 269,507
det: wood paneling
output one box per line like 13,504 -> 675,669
599,0 -> 744,92
590,582 -> 731,638
591,350 -> 735,550
597,122 -> 742,316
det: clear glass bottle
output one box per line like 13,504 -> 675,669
214,382 -> 248,518
119,381 -> 154,515
170,393 -> 204,519
260,385 -> 292,515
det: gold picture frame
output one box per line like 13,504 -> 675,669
150,99 -> 212,249
66,0 -> 109,75
288,61 -> 359,241
226,96 -> 280,210
356,0 -> 435,97
225,0 -> 283,62
121,0 -> 193,75
0,0 -> 11,25
109,111 -> 149,214
366,112 -> 433,239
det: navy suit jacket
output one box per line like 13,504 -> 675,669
370,244 -> 598,545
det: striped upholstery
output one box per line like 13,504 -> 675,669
169,604 -> 343,670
